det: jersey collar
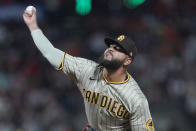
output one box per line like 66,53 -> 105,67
102,70 -> 130,84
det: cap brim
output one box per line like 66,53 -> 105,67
104,37 -> 131,57
104,38 -> 122,48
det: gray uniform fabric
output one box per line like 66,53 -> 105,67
61,54 -> 154,131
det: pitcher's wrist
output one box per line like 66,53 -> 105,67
29,24 -> 39,32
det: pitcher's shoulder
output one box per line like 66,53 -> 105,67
126,77 -> 147,100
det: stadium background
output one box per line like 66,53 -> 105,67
0,0 -> 196,130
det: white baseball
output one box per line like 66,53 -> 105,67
25,6 -> 36,16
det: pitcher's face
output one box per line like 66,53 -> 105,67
98,44 -> 129,70
104,44 -> 127,61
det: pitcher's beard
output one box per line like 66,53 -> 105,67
98,55 -> 125,70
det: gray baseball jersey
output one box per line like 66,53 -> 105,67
58,53 -> 154,131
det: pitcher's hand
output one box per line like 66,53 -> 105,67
23,6 -> 39,32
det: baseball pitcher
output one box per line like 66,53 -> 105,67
23,6 -> 155,131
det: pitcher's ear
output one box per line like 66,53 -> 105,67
123,57 -> 132,66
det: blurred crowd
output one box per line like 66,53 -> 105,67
0,0 -> 196,131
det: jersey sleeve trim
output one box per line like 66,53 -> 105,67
102,70 -> 130,84
56,52 -> 66,71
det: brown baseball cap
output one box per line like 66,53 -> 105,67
104,35 -> 137,60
